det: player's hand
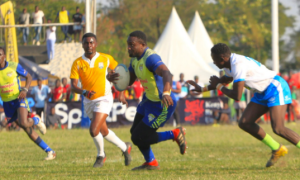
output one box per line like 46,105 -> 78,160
209,76 -> 221,88
162,95 -> 173,108
107,70 -> 119,83
186,80 -> 202,92
84,90 -> 96,99
18,90 -> 27,101
118,92 -> 128,107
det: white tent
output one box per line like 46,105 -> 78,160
188,11 -> 219,71
154,7 -> 218,83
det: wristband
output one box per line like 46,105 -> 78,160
22,88 -> 28,92
216,83 -> 224,91
201,86 -> 209,92
162,91 -> 170,96
82,90 -> 87,96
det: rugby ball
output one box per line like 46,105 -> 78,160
114,64 -> 130,91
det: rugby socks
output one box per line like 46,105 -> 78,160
157,131 -> 174,142
104,129 -> 127,152
32,116 -> 40,125
262,133 -> 280,151
139,146 -> 155,163
93,133 -> 105,157
296,141 -> 300,148
34,137 -> 52,152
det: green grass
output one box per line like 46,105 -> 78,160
1,124 -> 300,180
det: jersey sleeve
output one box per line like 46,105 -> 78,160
231,62 -> 246,83
107,55 -> 118,70
16,64 -> 28,77
145,54 -> 164,73
70,61 -> 79,79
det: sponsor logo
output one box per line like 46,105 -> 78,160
20,103 -> 25,107
148,114 -> 155,122
7,71 -> 13,77
139,64 -> 143,71
285,95 -> 291,101
269,97 -> 276,103
98,62 -> 104,69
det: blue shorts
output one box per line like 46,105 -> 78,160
251,75 -> 292,107
137,94 -> 176,128
73,25 -> 82,31
3,98 -> 30,124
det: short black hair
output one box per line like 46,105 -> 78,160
82,33 -> 97,42
0,47 -> 5,54
129,30 -> 147,44
211,43 -> 231,57
76,6 -> 79,9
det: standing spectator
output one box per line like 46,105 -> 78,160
31,77 -> 51,117
131,80 -> 144,101
19,8 -> 30,46
178,73 -> 189,99
55,6 -> 72,43
189,75 -> 204,98
62,77 -> 71,101
171,74 -> 181,126
82,12 -> 86,33
46,19 -> 56,63
72,7 -> 83,42
31,6 -> 45,46
46,107 -> 61,129
52,79 -> 66,102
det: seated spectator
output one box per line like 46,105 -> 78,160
31,77 -> 51,117
62,77 -> 71,101
46,107 -> 61,129
52,79 -> 66,102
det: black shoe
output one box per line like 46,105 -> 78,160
123,142 -> 132,166
93,156 -> 106,168
173,127 -> 187,155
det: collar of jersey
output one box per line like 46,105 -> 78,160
82,52 -> 100,68
0,61 -> 8,70
137,47 -> 149,60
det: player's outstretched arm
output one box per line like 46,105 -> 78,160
210,76 -> 244,101
155,64 -> 173,108
219,75 -> 233,85
18,73 -> 32,100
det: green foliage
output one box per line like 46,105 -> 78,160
96,0 -> 294,65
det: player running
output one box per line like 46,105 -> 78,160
188,43 -> 300,167
110,31 -> 187,170
70,33 -> 132,168
0,47 -> 56,160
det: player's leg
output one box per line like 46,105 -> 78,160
100,122 -> 132,166
89,112 -> 107,168
269,104 -> 300,145
15,108 -> 55,160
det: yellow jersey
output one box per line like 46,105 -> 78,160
70,52 -> 118,100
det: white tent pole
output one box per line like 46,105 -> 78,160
93,0 -> 97,35
85,0 -> 91,33
272,0 -> 279,73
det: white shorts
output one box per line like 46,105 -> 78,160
83,94 -> 113,120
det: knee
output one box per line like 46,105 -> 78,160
238,119 -> 247,130
272,126 -> 285,136
100,128 -> 109,137
131,133 -> 140,146
89,127 -> 99,137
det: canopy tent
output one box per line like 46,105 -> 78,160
154,7 -> 218,83
19,56 -> 50,87
188,11 -> 219,71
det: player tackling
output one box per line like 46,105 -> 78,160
0,47 -> 56,160
70,33 -> 132,168
110,31 -> 187,170
188,43 -> 300,167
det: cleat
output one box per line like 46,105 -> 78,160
132,159 -> 160,170
123,142 -> 132,166
45,151 -> 56,160
35,115 -> 46,135
266,145 -> 288,167
93,156 -> 106,168
172,127 -> 187,155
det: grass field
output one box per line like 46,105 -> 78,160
1,123 -> 300,180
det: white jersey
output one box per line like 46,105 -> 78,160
223,53 -> 276,93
